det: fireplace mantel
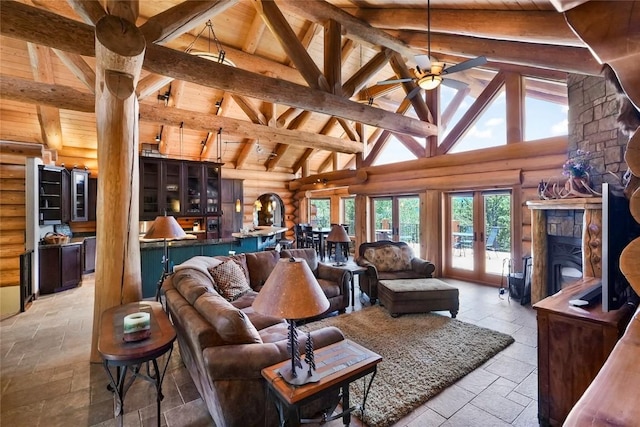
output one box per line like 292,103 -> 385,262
526,198 -> 603,304
527,197 -> 602,211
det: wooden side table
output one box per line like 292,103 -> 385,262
261,339 -> 382,426
98,301 -> 176,427
323,261 -> 367,308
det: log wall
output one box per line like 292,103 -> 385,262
0,142 -> 37,317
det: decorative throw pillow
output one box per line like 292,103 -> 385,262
209,259 -> 252,302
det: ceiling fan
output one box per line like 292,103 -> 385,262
377,0 -> 487,98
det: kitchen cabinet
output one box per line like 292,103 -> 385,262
83,236 -> 96,273
221,179 -> 243,238
39,243 -> 82,294
71,168 -> 89,222
139,158 -> 222,220
39,165 -> 70,225
88,177 -> 98,221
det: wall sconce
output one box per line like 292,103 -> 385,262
255,199 -> 263,210
235,198 -> 241,213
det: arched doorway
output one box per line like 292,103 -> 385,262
254,193 -> 284,227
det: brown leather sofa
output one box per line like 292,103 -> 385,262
162,250 -> 348,427
356,240 -> 436,304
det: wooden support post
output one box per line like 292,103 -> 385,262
531,209 -> 548,304
90,13 -> 145,363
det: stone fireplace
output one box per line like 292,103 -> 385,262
526,198 -> 602,304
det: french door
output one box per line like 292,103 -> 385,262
371,196 -> 420,248
444,190 -> 512,285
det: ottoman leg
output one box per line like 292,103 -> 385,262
450,310 -> 458,318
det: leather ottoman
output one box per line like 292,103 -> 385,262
378,278 -> 459,318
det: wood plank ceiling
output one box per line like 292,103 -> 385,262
0,0 -> 596,176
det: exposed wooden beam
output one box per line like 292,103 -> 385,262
388,52 -> 432,123
66,0 -> 106,25
142,104 -> 361,154
2,2 -> 436,137
158,80 -> 186,154
254,0 -> 330,91
136,74 -> 175,100
0,75 -> 95,112
342,49 -> 392,98
292,148 -> 315,174
324,19 -> 342,95
505,72 -> 524,144
438,72 -> 507,155
393,133 -> 426,158
278,0 -> 417,59
231,95 -> 268,125
235,139 -> 256,169
265,144 -> 290,171
363,98 -> 412,167
350,8 -> 583,47
0,75 -> 361,154
51,49 -> 96,93
27,43 -> 63,151
139,0 -> 238,44
391,31 -> 601,76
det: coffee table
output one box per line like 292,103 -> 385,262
98,301 -> 176,427
262,339 -> 382,426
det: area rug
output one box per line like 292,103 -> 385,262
300,306 -> 514,427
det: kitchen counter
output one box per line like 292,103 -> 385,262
231,226 -> 288,239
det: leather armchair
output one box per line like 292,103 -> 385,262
281,248 -> 350,314
356,240 -> 436,304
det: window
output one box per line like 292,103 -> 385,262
310,198 -> 330,228
341,197 -> 355,235
524,77 -> 568,140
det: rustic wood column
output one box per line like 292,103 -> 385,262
530,209 -> 548,304
582,208 -> 602,278
90,14 -> 146,362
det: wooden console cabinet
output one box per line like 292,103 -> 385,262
39,243 -> 83,294
534,278 -> 633,426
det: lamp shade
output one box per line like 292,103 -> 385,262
326,224 -> 350,243
252,258 -> 329,320
143,215 -> 187,240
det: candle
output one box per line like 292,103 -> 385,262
123,312 -> 151,342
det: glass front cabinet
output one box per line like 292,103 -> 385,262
71,168 -> 89,222
139,158 -> 222,221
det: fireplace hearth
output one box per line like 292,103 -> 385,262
547,236 -> 582,295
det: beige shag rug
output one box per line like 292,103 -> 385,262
301,305 -> 514,427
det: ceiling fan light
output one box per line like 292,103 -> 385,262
418,75 -> 442,90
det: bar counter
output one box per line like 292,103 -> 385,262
140,226 -> 287,298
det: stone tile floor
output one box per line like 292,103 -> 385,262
0,273 -> 539,426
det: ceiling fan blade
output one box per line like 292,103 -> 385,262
442,78 -> 468,91
443,56 -> 487,75
406,86 -> 423,100
377,78 -> 413,85
414,54 -> 432,69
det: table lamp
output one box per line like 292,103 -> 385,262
252,257 -> 330,385
326,224 -> 350,266
144,214 -> 186,300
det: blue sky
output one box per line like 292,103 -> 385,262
374,84 -> 568,165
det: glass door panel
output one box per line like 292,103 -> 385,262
164,162 -> 182,214
373,198 -> 392,241
205,165 -> 220,214
445,190 -> 512,284
185,164 -> 202,214
483,192 -> 511,276
450,194 -> 475,271
398,196 -> 420,251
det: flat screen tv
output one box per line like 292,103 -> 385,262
601,183 -> 640,312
